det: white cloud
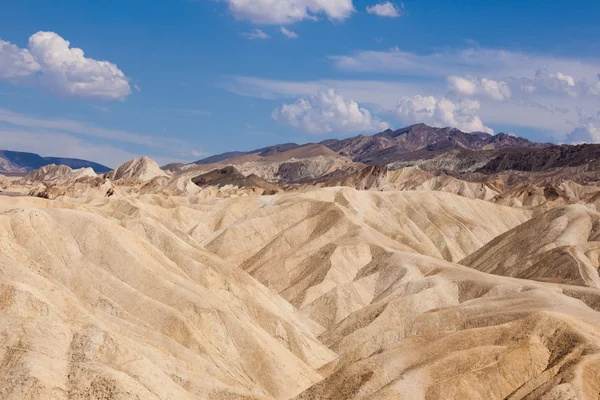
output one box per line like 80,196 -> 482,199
280,26 -> 299,38
394,95 -> 493,133
225,0 -> 354,24
588,77 -> 600,96
241,29 -> 270,39
0,41 -> 40,80
226,75 -> 600,141
564,123 -> 600,143
531,68 -> 577,96
562,109 -> 600,143
552,72 -> 575,86
366,2 -> 404,17
448,76 -> 511,100
0,32 -> 131,101
480,78 -> 511,101
447,76 -> 478,96
272,89 -> 389,135
226,42 -> 600,143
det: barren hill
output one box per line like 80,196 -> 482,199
461,204 -> 600,288
19,164 -> 97,184
2,186 -> 600,399
105,156 -> 169,181
3,129 -> 600,399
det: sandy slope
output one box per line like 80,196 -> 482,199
461,204 -> 600,288
1,187 -> 600,399
0,195 -> 334,399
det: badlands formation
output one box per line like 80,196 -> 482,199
2,126 -> 600,399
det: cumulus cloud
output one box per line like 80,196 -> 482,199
241,29 -> 270,39
272,89 -> 389,134
334,47 -> 600,101
0,41 -> 40,80
228,41 -> 600,143
0,32 -> 131,101
224,0 -> 354,24
280,26 -> 299,38
448,76 -> 511,101
562,109 -> 600,143
480,78 -> 511,101
366,2 -> 405,17
447,76 -> 477,96
394,95 -> 493,133
530,68 -> 577,96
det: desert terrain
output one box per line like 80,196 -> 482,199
1,125 -> 600,399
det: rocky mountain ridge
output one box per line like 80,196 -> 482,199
191,123 -> 563,175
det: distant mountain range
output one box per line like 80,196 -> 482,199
319,124 -> 551,165
3,123 -> 598,179
0,150 -> 110,174
185,123 -> 600,184
193,123 -> 552,166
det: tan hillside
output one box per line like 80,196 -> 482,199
105,156 -> 169,181
461,204 -> 600,288
0,174 -> 11,189
19,164 -> 97,184
2,170 -> 600,399
0,194 -> 335,399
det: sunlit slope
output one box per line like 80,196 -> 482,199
461,204 -> 600,288
0,196 -> 335,400
1,187 -> 600,399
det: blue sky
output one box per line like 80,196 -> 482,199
1,0 -> 599,167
